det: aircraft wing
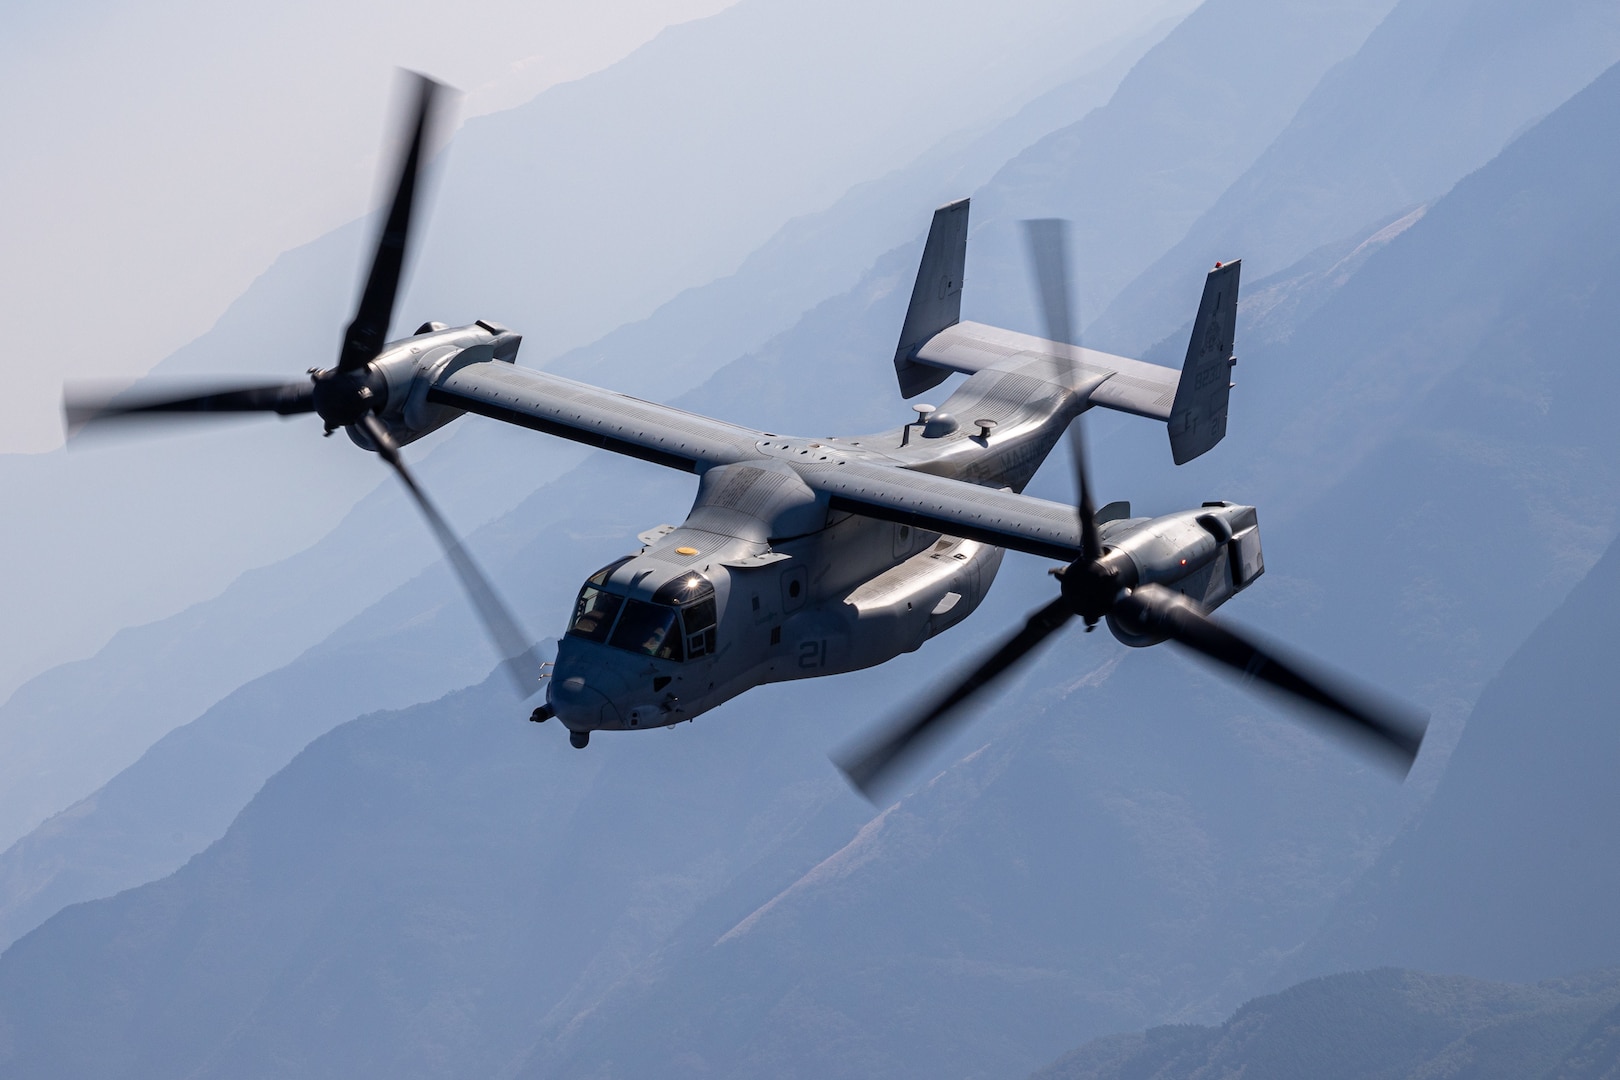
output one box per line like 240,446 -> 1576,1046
432,360 -> 1087,561
915,320 -> 1180,421
795,458 -> 1083,563
429,361 -> 764,472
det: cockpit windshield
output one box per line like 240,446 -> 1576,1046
608,600 -> 684,661
566,566 -> 717,662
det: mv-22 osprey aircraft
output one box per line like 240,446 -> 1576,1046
72,77 -> 1426,798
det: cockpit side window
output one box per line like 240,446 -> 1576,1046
569,586 -> 624,643
608,599 -> 685,661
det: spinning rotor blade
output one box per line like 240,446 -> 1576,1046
337,73 -> 443,373
1022,218 -> 1099,560
1022,218 -> 1075,349
1114,584 -> 1428,770
837,596 -> 1073,800
64,380 -> 315,436
357,413 -> 546,697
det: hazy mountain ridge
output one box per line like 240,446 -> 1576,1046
1205,51 -> 1620,698
1028,967 -> 1620,1080
952,0 -> 1399,351
1284,516 -> 1620,985
1091,0 -> 1620,354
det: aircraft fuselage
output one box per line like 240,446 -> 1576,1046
545,362 -> 1263,738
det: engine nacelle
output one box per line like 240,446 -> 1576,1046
1102,501 -> 1264,647
346,320 -> 522,451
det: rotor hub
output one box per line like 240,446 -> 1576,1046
311,366 -> 388,432
1058,554 -> 1128,624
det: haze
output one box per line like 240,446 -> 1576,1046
0,0 -> 733,454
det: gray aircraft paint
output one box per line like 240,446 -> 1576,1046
360,199 -> 1255,737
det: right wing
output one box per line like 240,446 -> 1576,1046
795,458 -> 1085,563
429,361 -> 763,473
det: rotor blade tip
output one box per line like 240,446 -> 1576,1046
832,758 -> 879,803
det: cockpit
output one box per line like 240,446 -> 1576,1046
567,559 -> 718,663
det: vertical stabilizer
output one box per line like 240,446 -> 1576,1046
893,199 -> 969,398
1168,260 -> 1240,465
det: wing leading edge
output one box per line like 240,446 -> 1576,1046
429,361 -> 762,473
795,458 -> 1084,563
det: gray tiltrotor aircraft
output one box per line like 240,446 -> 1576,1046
71,77 -> 1426,798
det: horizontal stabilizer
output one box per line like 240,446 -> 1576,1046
913,321 -> 1179,420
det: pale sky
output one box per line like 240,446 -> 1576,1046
0,0 -> 735,453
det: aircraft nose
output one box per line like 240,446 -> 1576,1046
548,673 -> 619,728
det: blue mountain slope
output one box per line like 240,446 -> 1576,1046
1092,0 -> 1620,353
1029,967 -> 1620,1080
1287,529 -> 1620,984
1193,53 -> 1620,738
953,0 -> 1398,348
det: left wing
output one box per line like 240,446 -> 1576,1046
795,458 -> 1084,563
429,361 -> 763,473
